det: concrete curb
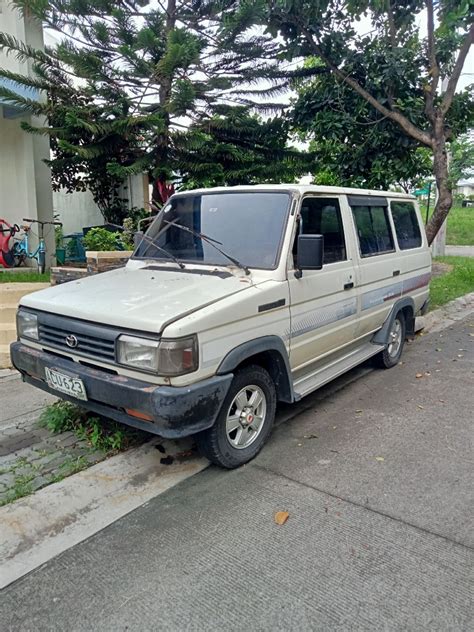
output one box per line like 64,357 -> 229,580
0,439 -> 208,590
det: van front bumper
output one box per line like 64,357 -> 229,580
10,342 -> 233,438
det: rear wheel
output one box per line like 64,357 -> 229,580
196,365 -> 276,469
376,312 -> 406,369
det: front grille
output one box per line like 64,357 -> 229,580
39,323 -> 116,361
32,311 -> 120,363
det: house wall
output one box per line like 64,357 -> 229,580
53,189 -> 104,235
54,174 -> 150,234
0,1 -> 54,266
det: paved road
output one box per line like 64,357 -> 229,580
1,317 -> 473,631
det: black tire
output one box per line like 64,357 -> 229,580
196,365 -> 277,469
37,251 -> 46,274
13,253 -> 26,267
376,312 -> 406,369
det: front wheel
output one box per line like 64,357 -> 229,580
376,312 -> 406,369
196,365 -> 277,469
37,250 -> 46,274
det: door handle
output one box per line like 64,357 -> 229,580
393,270 -> 400,277
344,281 -> 354,290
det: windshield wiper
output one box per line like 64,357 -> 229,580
138,233 -> 185,269
162,220 -> 251,275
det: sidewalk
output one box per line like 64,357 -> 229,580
0,371 -> 109,505
1,312 -> 472,630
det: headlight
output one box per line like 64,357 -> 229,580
116,335 -> 198,376
117,335 -> 160,372
17,311 -> 39,340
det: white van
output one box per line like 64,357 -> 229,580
12,185 -> 431,468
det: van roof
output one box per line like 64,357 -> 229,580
174,184 -> 415,199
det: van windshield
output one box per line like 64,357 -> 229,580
134,192 -> 291,269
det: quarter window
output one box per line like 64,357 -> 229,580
391,201 -> 422,250
299,197 -> 347,264
352,206 -> 395,257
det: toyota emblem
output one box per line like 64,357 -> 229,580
66,334 -> 78,348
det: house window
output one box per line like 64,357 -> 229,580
391,201 -> 422,250
352,205 -> 395,257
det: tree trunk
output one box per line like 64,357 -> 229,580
151,0 -> 176,207
425,119 -> 452,245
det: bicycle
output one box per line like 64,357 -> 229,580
0,219 -> 21,268
14,218 -> 63,274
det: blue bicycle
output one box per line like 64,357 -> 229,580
13,218 -> 62,274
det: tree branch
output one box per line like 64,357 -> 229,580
440,23 -> 474,115
294,21 -> 433,147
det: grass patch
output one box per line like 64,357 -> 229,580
0,270 -> 50,283
421,205 -> 474,246
430,256 -> 474,310
39,401 -> 143,452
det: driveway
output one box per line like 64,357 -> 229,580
0,316 -> 473,631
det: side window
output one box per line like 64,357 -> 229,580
391,201 -> 422,250
299,197 -> 346,264
351,205 -> 395,257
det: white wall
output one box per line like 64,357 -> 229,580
54,174 -> 150,234
0,1 -> 54,266
53,189 -> 104,234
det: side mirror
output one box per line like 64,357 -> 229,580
133,231 -> 144,249
296,234 -> 324,276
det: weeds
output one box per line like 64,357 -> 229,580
39,401 -> 141,452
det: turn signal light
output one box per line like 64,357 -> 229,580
125,408 -> 154,422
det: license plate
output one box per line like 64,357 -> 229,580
45,367 -> 88,401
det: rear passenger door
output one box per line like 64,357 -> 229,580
348,195 -> 402,339
288,196 -> 359,374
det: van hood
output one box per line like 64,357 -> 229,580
20,263 -> 253,334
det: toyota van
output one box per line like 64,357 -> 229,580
11,185 -> 431,468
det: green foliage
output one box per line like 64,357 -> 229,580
39,401 -> 139,452
55,225 -> 64,248
82,227 -> 127,252
39,400 -> 77,433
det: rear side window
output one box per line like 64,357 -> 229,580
391,201 -> 422,250
299,197 -> 346,263
351,206 -> 395,257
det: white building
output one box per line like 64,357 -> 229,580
454,179 -> 474,198
0,0 -> 55,264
